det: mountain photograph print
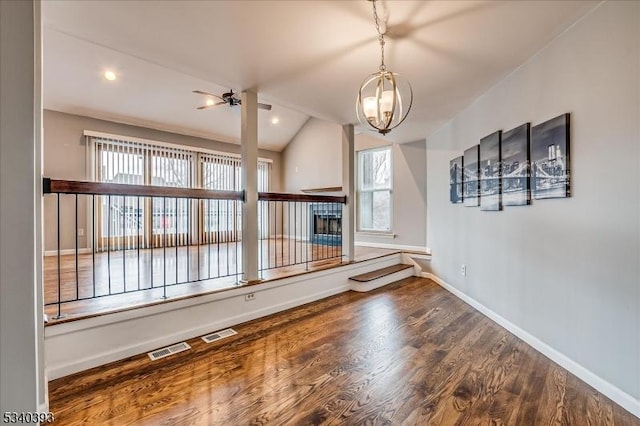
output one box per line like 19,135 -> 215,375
502,123 -> 531,206
480,131 -> 502,211
531,113 -> 570,199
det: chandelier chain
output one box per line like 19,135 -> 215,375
372,0 -> 386,72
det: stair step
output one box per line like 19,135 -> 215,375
349,264 -> 413,282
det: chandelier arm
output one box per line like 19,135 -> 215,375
386,72 -> 397,129
388,76 -> 414,131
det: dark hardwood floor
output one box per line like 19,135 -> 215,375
47,277 -> 638,425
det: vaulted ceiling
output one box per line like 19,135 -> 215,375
42,0 -> 598,151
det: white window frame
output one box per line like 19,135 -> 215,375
85,130 -> 272,248
356,145 -> 393,233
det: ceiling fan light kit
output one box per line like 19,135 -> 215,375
356,0 -> 413,135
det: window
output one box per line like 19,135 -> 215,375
357,146 -> 392,232
90,134 -> 271,247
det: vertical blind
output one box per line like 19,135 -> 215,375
91,136 -> 271,249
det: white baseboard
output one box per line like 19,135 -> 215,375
354,241 -> 428,252
44,248 -> 92,257
38,402 -> 49,415
423,272 -> 640,419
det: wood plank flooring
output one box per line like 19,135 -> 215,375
44,241 -> 394,321
47,277 -> 638,425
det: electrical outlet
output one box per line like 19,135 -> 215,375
78,228 -> 84,237
461,264 -> 466,276
244,293 -> 255,302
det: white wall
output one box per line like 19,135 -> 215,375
282,117 -> 427,249
0,0 -> 47,413
426,0 -> 639,412
282,117 -> 342,192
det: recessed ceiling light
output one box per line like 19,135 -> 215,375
206,98 -> 215,106
271,117 -> 280,125
104,70 -> 117,81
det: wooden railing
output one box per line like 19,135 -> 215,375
44,178 -> 244,200
42,178 -> 346,319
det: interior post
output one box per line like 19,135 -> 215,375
240,90 -> 259,282
341,124 -> 355,262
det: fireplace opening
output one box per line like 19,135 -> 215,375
309,204 -> 342,246
314,215 -> 341,236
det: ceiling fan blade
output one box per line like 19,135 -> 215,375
234,99 -> 273,111
196,101 -> 225,110
192,90 -> 224,101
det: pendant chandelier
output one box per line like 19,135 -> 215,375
356,0 -> 413,135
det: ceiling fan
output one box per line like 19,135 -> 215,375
193,89 -> 272,111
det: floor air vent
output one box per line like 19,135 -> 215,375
148,342 -> 191,361
201,328 -> 237,344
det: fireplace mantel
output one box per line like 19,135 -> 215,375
301,187 -> 342,193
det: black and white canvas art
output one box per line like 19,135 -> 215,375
501,123 -> 531,206
480,131 -> 502,211
531,113 -> 570,199
463,145 -> 480,207
449,156 -> 463,204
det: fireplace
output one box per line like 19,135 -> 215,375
309,203 -> 342,246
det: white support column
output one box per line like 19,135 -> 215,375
240,90 -> 259,283
341,124 -> 355,262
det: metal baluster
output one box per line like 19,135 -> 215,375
75,195 -> 79,301
163,197 -> 167,299
333,202 -> 337,259
236,199 -> 240,279
92,195 -> 96,298
187,198 -> 190,283
216,199 -> 220,278
196,198 -> 200,281
137,196 -> 140,291
270,200 -> 274,268
55,193 -> 62,319
150,198 -> 154,289
122,195 -> 126,292
265,200 -> 269,270
175,197 -> 179,285
107,195 -> 111,295
226,199 -> 230,276
324,202 -> 328,260
300,202 -> 309,271
208,199 -> 212,279
288,201 -> 292,266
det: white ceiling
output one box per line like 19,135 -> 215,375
42,0 -> 598,151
